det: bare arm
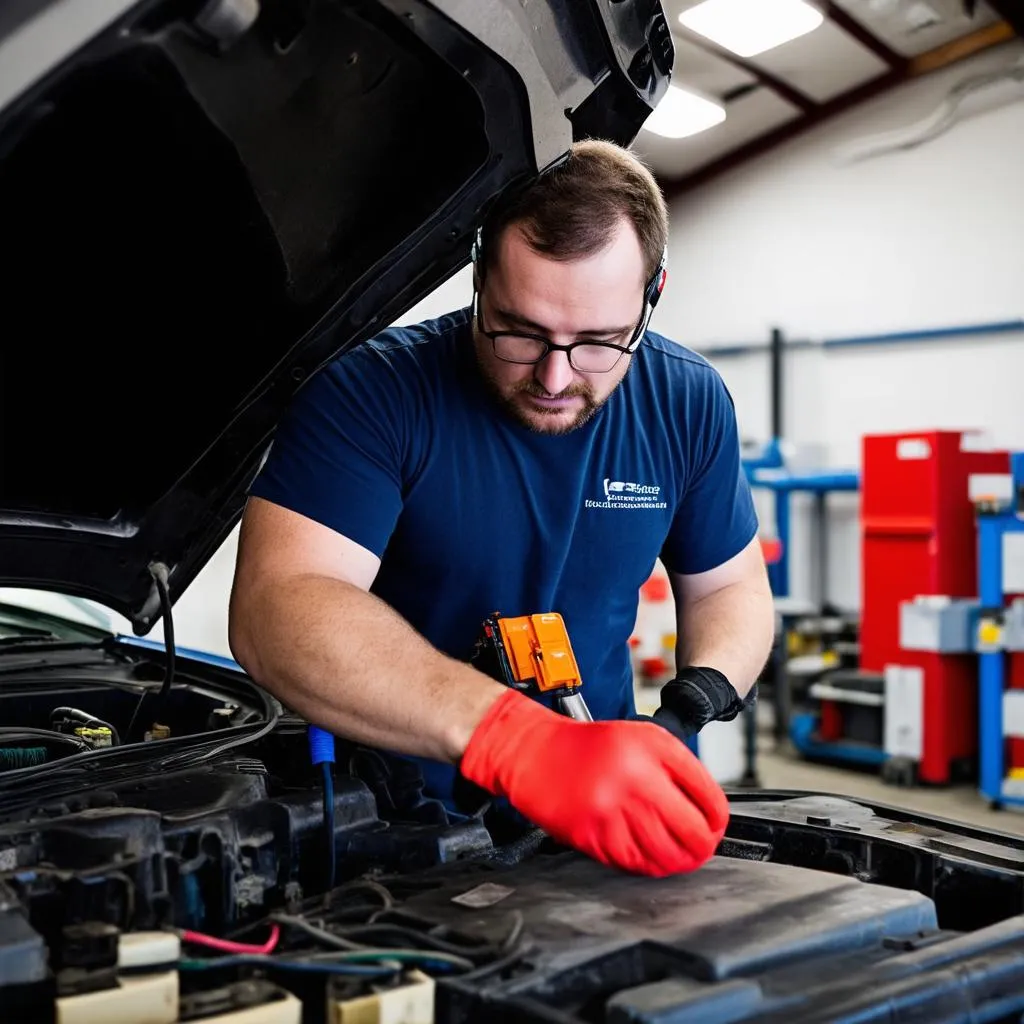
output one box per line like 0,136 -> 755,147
669,536 -> 775,696
228,496 -> 505,763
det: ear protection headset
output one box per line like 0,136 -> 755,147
632,244 -> 668,350
471,224 -> 668,352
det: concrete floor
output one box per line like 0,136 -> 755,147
753,739 -> 1024,836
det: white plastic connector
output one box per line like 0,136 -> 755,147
56,971 -> 178,1024
117,931 -> 181,971
332,969 -> 434,1023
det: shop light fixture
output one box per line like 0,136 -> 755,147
679,0 -> 825,58
643,84 -> 726,139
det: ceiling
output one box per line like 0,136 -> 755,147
634,0 -> 1021,196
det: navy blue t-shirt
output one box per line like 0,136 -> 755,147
250,308 -> 757,801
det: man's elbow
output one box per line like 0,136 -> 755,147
227,586 -> 266,682
751,586 -> 776,692
756,578 -> 776,639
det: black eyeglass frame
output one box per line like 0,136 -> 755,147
472,288 -> 647,374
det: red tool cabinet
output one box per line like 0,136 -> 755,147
858,431 -> 1008,783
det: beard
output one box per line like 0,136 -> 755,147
480,371 -> 603,435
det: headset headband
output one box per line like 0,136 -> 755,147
631,244 -> 668,350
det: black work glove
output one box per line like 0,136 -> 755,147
630,708 -> 694,743
650,667 -> 757,739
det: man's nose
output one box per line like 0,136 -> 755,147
534,349 -> 575,394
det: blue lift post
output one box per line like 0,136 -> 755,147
978,452 -> 1024,809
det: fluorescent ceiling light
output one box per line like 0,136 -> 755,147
679,0 -> 824,58
643,84 -> 726,139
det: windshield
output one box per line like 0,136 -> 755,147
0,588 -> 132,641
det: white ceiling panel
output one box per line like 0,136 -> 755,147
829,0 -> 1003,57
671,36 -> 757,98
748,18 -> 892,101
644,0 -> 1010,188
633,87 -> 802,180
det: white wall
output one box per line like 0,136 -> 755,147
653,41 -> 1024,345
650,41 -> 1024,612
393,265 -> 473,326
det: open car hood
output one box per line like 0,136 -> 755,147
0,0 -> 673,632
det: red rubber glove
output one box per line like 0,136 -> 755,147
460,690 -> 729,876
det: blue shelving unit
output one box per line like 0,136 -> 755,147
978,452 -> 1024,809
789,712 -> 888,767
742,440 -> 860,753
743,440 -> 859,601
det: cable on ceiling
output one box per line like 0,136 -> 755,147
833,56 -> 1024,165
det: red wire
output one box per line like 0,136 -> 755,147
181,923 -> 280,956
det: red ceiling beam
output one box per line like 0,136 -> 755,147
818,1 -> 910,70
658,66 -> 905,199
674,26 -> 818,112
667,1 -> 911,119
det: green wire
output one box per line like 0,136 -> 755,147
270,913 -> 476,970
178,957 -> 394,976
179,946 -> 473,974
294,948 -> 473,969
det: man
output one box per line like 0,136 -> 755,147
228,140 -> 775,878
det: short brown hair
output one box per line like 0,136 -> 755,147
478,139 -> 668,285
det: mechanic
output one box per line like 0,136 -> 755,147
228,140 -> 775,878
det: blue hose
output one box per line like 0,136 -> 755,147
308,726 -> 336,890
308,725 -> 336,766
321,761 -> 335,890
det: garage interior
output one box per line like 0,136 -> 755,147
136,0 -> 1024,834
4,0 -> 1024,1019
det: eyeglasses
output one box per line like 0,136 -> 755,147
474,291 -> 643,374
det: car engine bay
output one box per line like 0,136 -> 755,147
1,644 -> 1024,1023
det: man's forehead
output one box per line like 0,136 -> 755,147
491,220 -> 646,292
496,216 -> 641,260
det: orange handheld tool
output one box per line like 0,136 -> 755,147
473,612 -> 593,722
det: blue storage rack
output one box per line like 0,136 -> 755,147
742,440 -> 860,754
978,451 -> 1024,809
789,712 -> 889,767
742,439 -> 859,601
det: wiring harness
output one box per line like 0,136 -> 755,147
173,878 -> 529,983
